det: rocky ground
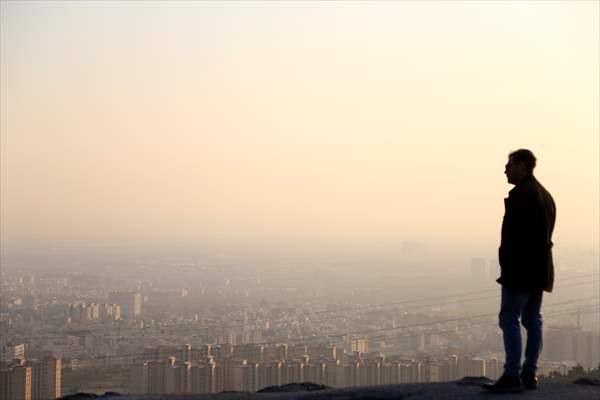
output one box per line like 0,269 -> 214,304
61,377 -> 600,400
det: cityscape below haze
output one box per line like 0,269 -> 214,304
1,0 -> 598,398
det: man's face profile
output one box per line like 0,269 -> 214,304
504,156 -> 527,185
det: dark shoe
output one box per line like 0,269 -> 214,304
521,373 -> 538,390
482,374 -> 523,393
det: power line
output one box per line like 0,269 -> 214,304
308,273 -> 599,316
330,279 -> 599,315
209,278 -> 599,330
167,304 -> 600,360
357,304 -> 600,345
34,272 -> 598,365
278,296 -> 600,345
63,297 -> 599,365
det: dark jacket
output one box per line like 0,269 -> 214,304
498,175 -> 556,292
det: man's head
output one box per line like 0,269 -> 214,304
505,149 -> 536,185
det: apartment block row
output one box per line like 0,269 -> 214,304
65,303 -> 121,322
64,292 -> 142,323
544,327 -> 600,368
139,343 -> 336,365
0,357 -> 61,400
129,344 -> 502,395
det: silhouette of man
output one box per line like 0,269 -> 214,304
483,149 -> 556,394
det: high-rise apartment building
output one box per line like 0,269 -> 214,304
0,363 -> 32,400
466,358 -> 485,377
307,344 -> 336,361
130,362 -> 148,395
399,362 -> 421,383
146,361 -> 166,394
342,362 -> 360,387
110,292 -> 142,320
362,360 -> 381,386
281,360 -> 304,385
67,303 -> 120,322
230,360 -> 254,392
232,344 -> 264,363
27,357 -> 61,400
322,360 -> 339,388
190,362 -> 215,394
264,361 -> 282,388
1,357 -> 60,400
164,359 -> 190,394
484,358 -> 501,381
1,344 -> 26,363
287,345 -> 307,360
544,327 -> 600,367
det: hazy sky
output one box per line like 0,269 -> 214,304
1,1 -> 598,257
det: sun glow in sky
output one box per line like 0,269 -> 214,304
1,1 -> 598,257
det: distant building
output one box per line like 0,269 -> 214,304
484,358 -> 501,380
1,344 -> 26,362
264,361 -> 282,388
544,326 -> 600,368
488,259 -> 500,279
344,337 -> 369,354
437,360 -> 454,381
322,360 -> 339,388
0,363 -> 31,400
466,358 -> 485,377
470,258 -> 486,279
27,357 -> 61,400
127,344 -> 538,393
230,360 -> 257,392
1,357 -> 60,400
110,292 -> 142,320
307,344 -> 336,361
146,361 -> 166,394
190,362 -> 215,394
232,344 -> 264,363
303,362 -> 323,386
66,303 -> 120,322
164,359 -> 190,394
399,361 -> 421,383
281,359 -> 304,385
130,362 -> 148,395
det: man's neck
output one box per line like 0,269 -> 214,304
514,174 -> 534,186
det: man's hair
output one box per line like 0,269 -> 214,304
509,149 -> 537,173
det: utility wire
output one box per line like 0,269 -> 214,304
308,273 -> 599,315
59,304 -> 600,366
356,304 -> 600,345
32,272 -> 599,365
278,296 -> 600,345
208,278 -> 599,329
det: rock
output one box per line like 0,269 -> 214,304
60,394 -> 98,400
257,382 -> 332,393
61,392 -> 122,400
573,378 -> 600,387
455,376 -> 493,386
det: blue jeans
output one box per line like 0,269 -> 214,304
499,287 -> 543,377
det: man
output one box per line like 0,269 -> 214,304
483,149 -> 556,394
